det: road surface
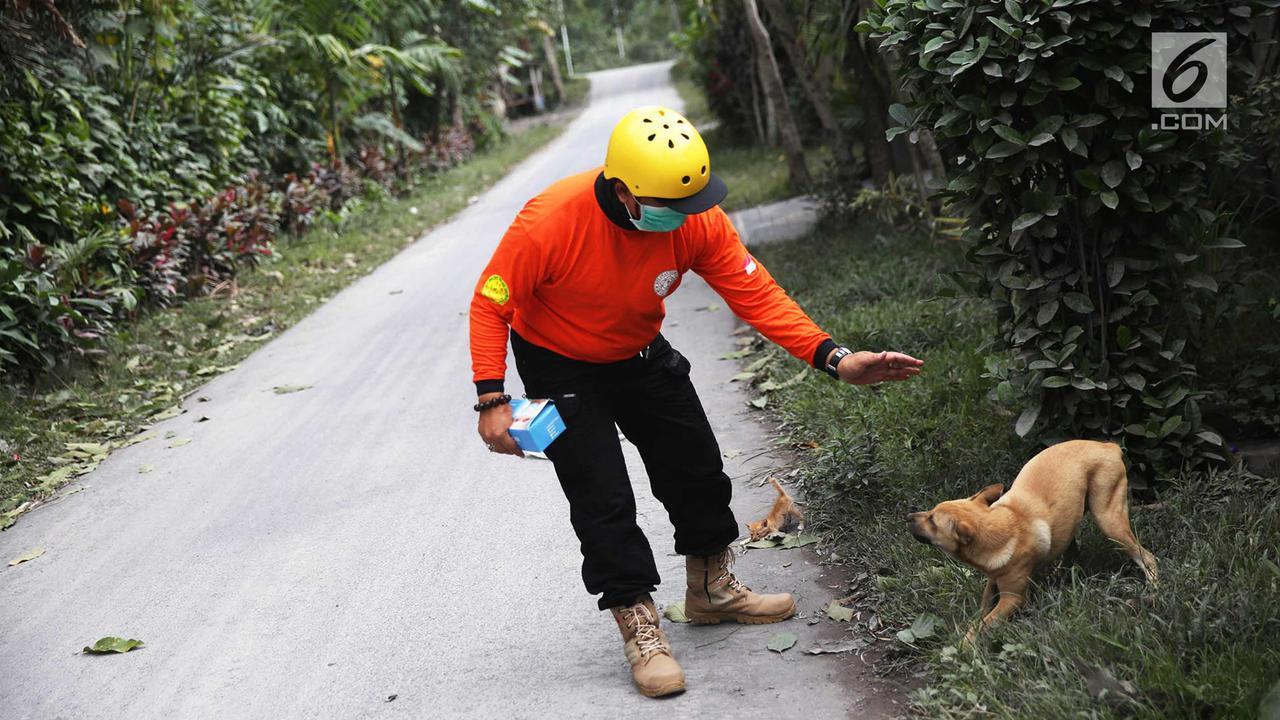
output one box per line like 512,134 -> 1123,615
0,61 -> 888,719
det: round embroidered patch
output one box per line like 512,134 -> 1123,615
481,274 -> 510,305
653,269 -> 679,297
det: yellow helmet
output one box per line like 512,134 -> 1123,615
603,106 -> 728,214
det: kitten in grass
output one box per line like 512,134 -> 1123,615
746,477 -> 805,541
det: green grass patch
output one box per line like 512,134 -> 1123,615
745,222 -> 1280,718
0,120 -> 570,527
562,76 -> 591,109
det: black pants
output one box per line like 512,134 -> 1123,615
512,330 -> 740,610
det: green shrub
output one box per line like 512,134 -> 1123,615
862,0 -> 1279,477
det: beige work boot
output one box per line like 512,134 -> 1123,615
609,596 -> 686,698
685,547 -> 796,624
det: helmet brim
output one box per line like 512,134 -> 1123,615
665,173 -> 728,215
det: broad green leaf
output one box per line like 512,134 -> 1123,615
1185,273 -> 1218,292
993,125 -> 1026,146
1100,190 -> 1119,209
1042,375 -> 1071,388
780,533 -> 820,549
83,637 -> 144,654
1101,160 -> 1126,188
1012,212 -> 1043,231
1016,403 -> 1041,437
767,632 -> 797,653
1158,415 -> 1183,438
744,537 -> 781,549
1073,169 -> 1102,191
1036,300 -> 1059,326
989,16 -> 1019,37
1204,238 -> 1245,249
1062,292 -> 1094,313
987,142 -> 1024,159
1055,77 -> 1082,91
749,396 -> 768,409
272,385 -> 312,395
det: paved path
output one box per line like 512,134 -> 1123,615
731,195 -> 821,246
0,61 -> 887,719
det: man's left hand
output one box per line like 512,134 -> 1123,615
835,350 -> 924,385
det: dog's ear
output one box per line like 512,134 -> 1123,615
954,518 -> 975,545
971,484 -> 1004,505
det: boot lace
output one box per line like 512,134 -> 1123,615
712,549 -> 750,593
622,604 -> 666,658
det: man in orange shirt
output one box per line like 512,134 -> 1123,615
470,107 -> 922,698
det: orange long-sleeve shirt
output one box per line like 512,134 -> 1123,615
470,168 -> 832,391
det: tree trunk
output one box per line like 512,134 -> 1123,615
541,32 -> 566,104
326,71 -> 342,165
758,0 -> 852,164
917,128 -> 947,184
742,0 -> 810,186
756,51 -> 778,145
844,30 -> 890,183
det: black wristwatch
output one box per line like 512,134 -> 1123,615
824,347 -> 853,379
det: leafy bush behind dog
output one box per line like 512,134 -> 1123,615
862,0 -> 1279,477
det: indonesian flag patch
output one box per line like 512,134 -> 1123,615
743,255 -> 757,275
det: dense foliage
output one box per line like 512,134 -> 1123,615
0,0 -> 569,375
863,0 -> 1279,475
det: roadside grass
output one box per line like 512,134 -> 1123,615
0,120 -> 570,527
742,221 -> 1280,718
562,76 -> 591,109
671,64 -> 829,213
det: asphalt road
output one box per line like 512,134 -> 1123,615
0,61 -> 887,719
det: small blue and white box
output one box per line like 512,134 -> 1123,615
508,398 -> 566,452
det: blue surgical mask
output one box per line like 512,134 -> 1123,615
630,203 -> 687,232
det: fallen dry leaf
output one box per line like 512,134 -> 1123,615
8,547 -> 45,567
663,601 -> 691,624
805,638 -> 870,655
826,602 -> 855,623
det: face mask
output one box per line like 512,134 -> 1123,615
630,202 -> 687,232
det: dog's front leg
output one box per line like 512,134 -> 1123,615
979,578 -> 996,614
963,573 -> 1028,645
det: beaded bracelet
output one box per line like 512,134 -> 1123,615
473,393 -> 512,412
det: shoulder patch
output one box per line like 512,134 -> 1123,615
481,274 -> 510,305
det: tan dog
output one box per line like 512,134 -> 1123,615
906,440 -> 1158,643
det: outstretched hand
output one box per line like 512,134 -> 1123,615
835,350 -> 924,385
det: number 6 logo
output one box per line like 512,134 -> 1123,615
1151,33 -> 1226,109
